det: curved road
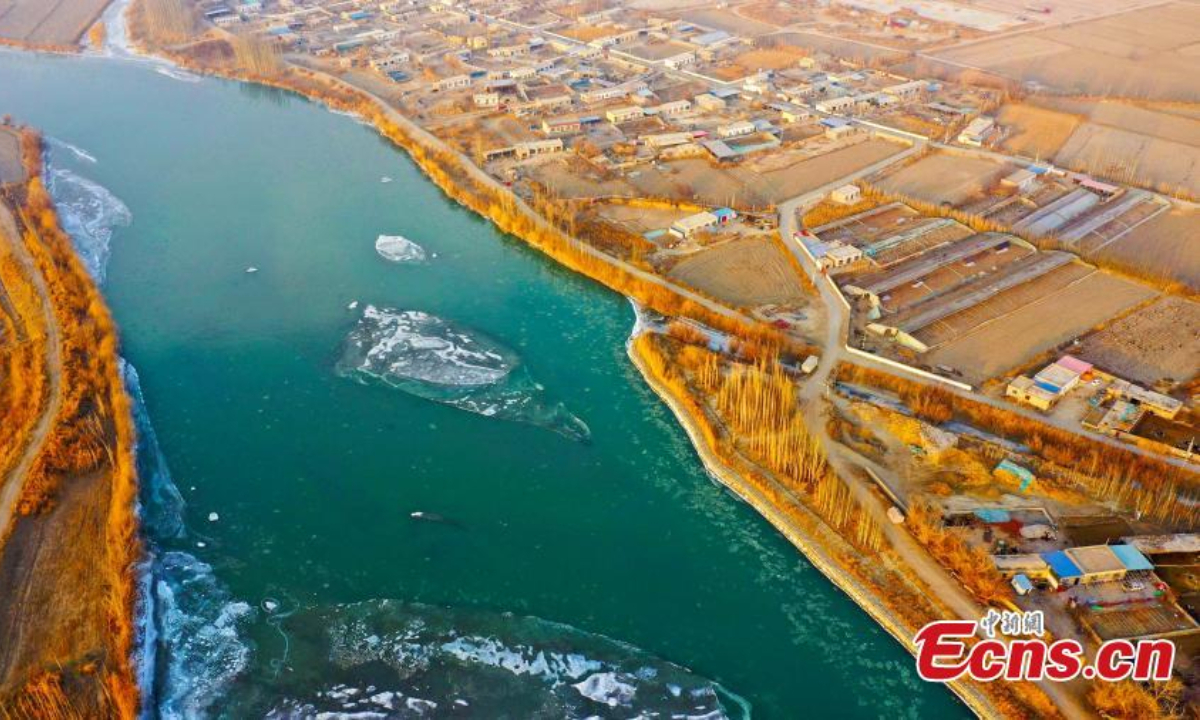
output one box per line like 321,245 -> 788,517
0,204 -> 63,551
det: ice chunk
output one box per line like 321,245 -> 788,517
573,672 -> 636,707
374,235 -> 426,264
335,307 -> 589,441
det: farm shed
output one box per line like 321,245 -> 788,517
669,212 -> 720,239
831,184 -> 861,205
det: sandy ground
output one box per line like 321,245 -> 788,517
875,152 -> 1011,205
996,104 -> 1081,160
668,236 -> 808,307
1092,203 -> 1200,288
1076,296 -> 1200,386
930,3 -> 1200,101
0,129 -> 23,184
922,271 -> 1157,384
0,0 -> 108,46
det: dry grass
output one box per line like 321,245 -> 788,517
930,3 -> 1200,102
996,103 -> 1081,160
668,236 -> 809,307
1092,203 -> 1200,289
0,131 -> 140,717
1076,296 -> 1200,386
922,270 -> 1158,385
0,0 -> 111,48
875,152 -> 1011,205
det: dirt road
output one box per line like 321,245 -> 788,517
0,203 -> 63,550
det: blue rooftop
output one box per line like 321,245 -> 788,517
692,30 -> 730,46
1042,551 -> 1083,579
1110,544 -> 1154,572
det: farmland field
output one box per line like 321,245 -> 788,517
680,8 -> 778,36
996,104 -> 1082,159
668,236 -> 807,306
0,0 -> 108,47
1076,297 -> 1200,386
629,139 -> 906,209
929,3 -> 1200,101
0,128 -> 22,184
920,270 -> 1156,384
874,152 -> 1011,205
1051,101 -> 1200,197
1089,203 -> 1200,289
773,30 -> 907,64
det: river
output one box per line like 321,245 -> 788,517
0,48 -> 966,718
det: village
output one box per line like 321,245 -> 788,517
115,0 -> 1200,714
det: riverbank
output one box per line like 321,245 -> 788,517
626,328 -> 1011,719
0,129 -> 140,717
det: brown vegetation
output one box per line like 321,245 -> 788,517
0,131 -> 139,718
837,363 -> 1200,527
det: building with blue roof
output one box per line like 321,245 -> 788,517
1110,544 -> 1154,572
1041,550 -> 1083,584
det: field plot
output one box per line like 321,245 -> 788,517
0,129 -> 23,184
525,158 -> 635,199
773,31 -> 907,64
0,0 -> 108,46
996,104 -> 1081,159
680,8 -> 778,36
1077,296 -> 1200,386
1054,110 -> 1200,198
1090,203 -> 1200,289
874,152 -> 1011,205
921,270 -> 1157,384
629,139 -> 905,209
930,3 -> 1200,101
668,237 -> 807,307
970,0 -> 1165,25
595,202 -> 694,236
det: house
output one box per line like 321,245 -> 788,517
958,116 -> 995,146
641,132 -> 694,149
653,99 -> 691,116
669,211 -> 719,239
815,95 -> 857,114
513,139 -> 563,159
694,93 -> 725,111
542,116 -> 583,134
822,242 -> 863,269
1105,379 -> 1183,420
1002,168 -> 1038,193
606,106 -> 644,124
718,120 -> 755,139
830,184 -> 861,205
473,92 -> 500,108
434,74 -> 472,92
1007,356 -> 1093,410
1005,376 -> 1058,412
371,52 -> 411,72
663,51 -> 696,69
1040,545 -> 1153,587
712,207 -> 736,224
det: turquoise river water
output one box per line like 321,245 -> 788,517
0,48 -> 967,718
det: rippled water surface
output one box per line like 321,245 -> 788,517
0,50 -> 966,718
